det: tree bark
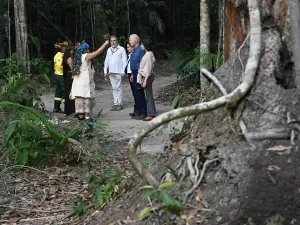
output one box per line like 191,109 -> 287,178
126,0 -> 130,37
224,0 -> 249,61
13,0 -> 29,73
200,0 -> 210,55
113,0 -> 117,35
288,0 -> 300,88
128,0 -> 261,186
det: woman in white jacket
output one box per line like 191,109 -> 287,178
138,38 -> 156,121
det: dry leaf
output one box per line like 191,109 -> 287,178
195,188 -> 202,201
267,145 -> 292,152
266,165 -> 281,171
172,142 -> 180,152
201,199 -> 209,208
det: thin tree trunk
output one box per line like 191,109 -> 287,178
136,4 -> 141,33
80,1 -> 83,38
36,0 -> 41,58
200,0 -> 210,66
288,0 -> 300,87
8,0 -> 11,61
216,0 -> 224,68
126,0 -> 130,37
75,9 -> 78,42
113,0 -> 117,34
89,0 -> 95,50
14,0 -> 29,73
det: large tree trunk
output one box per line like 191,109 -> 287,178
224,0 -> 249,61
14,0 -> 29,73
288,0 -> 300,87
127,0 -> 300,224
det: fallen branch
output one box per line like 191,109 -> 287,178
0,205 -> 70,213
127,0 -> 261,187
240,120 -> 291,148
246,128 -> 291,140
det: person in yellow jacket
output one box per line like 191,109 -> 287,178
53,41 -> 68,112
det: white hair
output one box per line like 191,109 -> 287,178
130,34 -> 140,42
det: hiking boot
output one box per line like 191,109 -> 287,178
53,108 -> 63,113
129,112 -> 137,117
143,116 -> 154,121
134,114 -> 147,120
115,105 -> 123,111
110,105 -> 117,111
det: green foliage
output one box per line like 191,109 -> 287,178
71,200 -> 87,217
139,181 -> 184,220
78,159 -> 132,214
0,101 -> 90,166
0,53 -> 51,106
168,46 -> 224,82
171,94 -> 180,109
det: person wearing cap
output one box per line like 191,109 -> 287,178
70,40 -> 109,124
53,41 -> 68,113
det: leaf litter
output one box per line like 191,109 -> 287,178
0,114 -> 134,225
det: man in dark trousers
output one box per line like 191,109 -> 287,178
53,41 -> 67,112
129,34 -> 147,120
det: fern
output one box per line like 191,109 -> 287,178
0,101 -> 66,145
1,73 -> 50,106
168,46 -> 224,82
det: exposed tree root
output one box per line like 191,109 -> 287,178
240,120 -> 292,149
201,68 -> 228,95
127,0 -> 261,187
184,158 -> 220,203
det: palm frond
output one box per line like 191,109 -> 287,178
149,10 -> 164,34
148,1 -> 165,7
0,101 -> 66,145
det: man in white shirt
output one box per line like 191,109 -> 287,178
104,35 -> 127,111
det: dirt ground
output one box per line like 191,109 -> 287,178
1,60 -> 300,225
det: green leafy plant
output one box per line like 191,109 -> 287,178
1,101 -> 92,166
168,46 -> 224,82
139,182 -> 184,220
1,73 -> 50,106
71,200 -> 87,217
0,53 -> 51,106
79,160 -> 132,214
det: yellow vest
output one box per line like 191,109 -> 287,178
54,52 -> 64,75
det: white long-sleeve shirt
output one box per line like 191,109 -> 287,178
104,45 -> 127,74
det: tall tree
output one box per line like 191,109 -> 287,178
126,0 -> 130,37
13,0 -> 29,73
288,0 -> 300,87
113,0 -> 117,34
200,0 -> 210,63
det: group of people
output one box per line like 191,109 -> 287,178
52,34 -> 156,124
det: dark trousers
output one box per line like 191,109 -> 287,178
64,71 -> 75,115
128,73 -> 137,112
54,74 -> 65,102
145,75 -> 156,116
132,70 -> 147,115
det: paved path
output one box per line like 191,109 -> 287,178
41,67 -> 178,154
